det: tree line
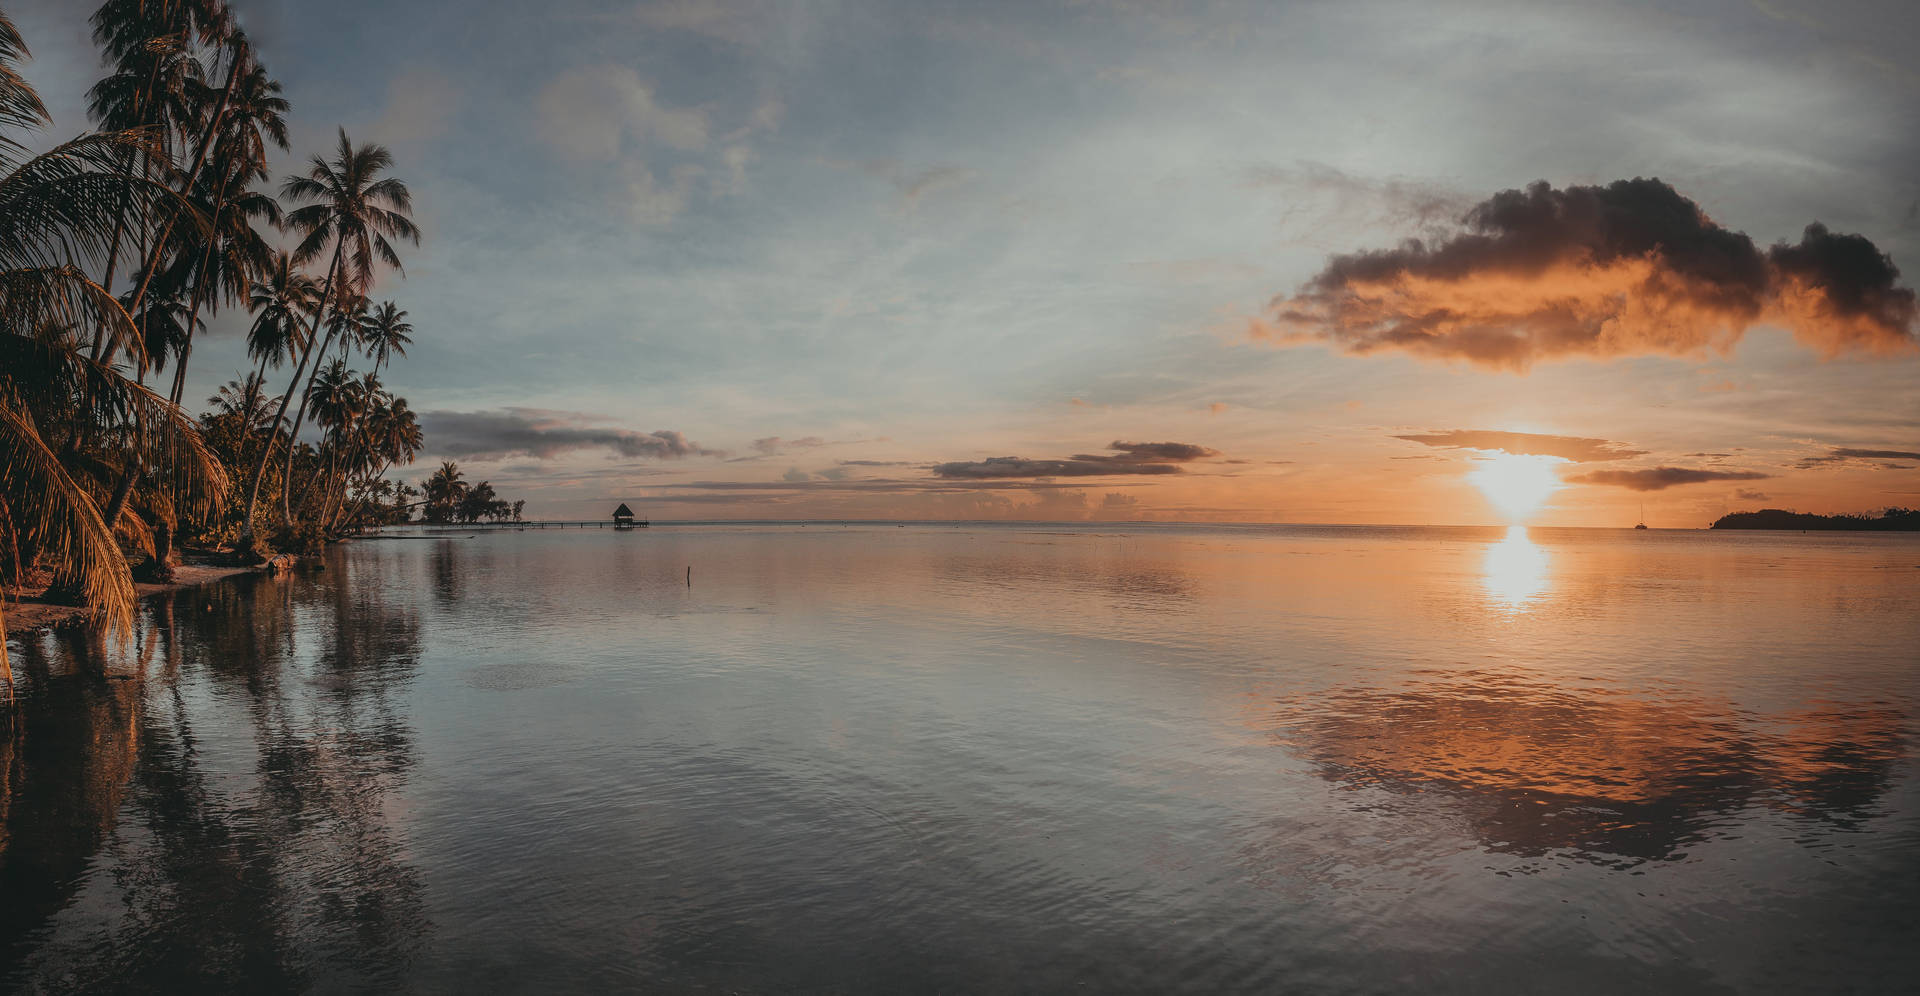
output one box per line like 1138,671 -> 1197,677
1,1 -> 438,691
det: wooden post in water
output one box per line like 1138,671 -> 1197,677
687,566 -> 691,587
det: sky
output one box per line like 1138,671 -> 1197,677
10,0 -> 1920,525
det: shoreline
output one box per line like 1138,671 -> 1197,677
4,560 -> 269,638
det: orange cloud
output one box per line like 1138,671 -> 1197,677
1267,179 -> 1916,370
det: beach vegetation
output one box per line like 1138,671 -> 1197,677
0,3 -> 435,694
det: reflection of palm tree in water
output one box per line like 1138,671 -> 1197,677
1,551 -> 430,991
1269,675 -> 1906,865
0,660 -> 142,978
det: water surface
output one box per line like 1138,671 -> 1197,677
4,524 -> 1917,992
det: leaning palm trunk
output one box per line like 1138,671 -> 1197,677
240,245 -> 339,542
117,51 -> 245,327
276,255 -> 346,527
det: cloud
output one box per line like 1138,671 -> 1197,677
533,65 -> 717,224
1246,161 -> 1471,235
1794,446 -> 1920,469
1393,429 -> 1645,462
1735,489 -> 1771,501
781,465 -> 854,482
932,457 -> 1183,479
931,439 -> 1220,479
369,71 -> 461,148
899,166 -> 977,205
827,158 -> 979,209
752,435 -> 828,455
1566,467 -> 1773,491
627,0 -> 769,47
656,478 -> 1148,493
535,65 -> 708,164
1266,178 -> 1917,370
1085,440 -> 1221,463
421,408 -> 720,461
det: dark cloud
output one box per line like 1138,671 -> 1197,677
656,478 -> 1153,493
1735,489 -> 1771,501
1795,446 -> 1920,469
1833,447 -> 1920,460
1393,429 -> 1645,462
1101,440 -> 1221,462
1567,467 -> 1773,491
932,439 -> 1219,479
1266,178 -> 1917,370
421,408 -> 719,461
1768,225 -> 1920,355
932,457 -> 1183,479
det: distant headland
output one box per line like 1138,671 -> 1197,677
1710,508 -> 1919,531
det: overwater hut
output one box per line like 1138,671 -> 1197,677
613,503 -> 637,528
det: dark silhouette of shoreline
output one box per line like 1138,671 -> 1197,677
1711,508 -> 1919,531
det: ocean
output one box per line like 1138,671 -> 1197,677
4,523 -> 1917,992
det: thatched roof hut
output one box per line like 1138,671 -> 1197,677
612,503 -> 636,524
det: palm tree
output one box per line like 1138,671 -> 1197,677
1,9 -> 227,696
422,461 -> 464,524
258,129 -> 418,531
84,0 -> 202,268
207,372 -> 275,431
234,251 -> 314,536
328,293 -> 373,360
163,51 -> 287,406
359,301 -> 411,374
160,152 -> 280,405
84,0 -> 218,365
294,358 -> 357,518
334,393 -> 420,531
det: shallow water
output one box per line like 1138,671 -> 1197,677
3,523 -> 1918,993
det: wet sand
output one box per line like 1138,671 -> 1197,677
5,561 -> 263,636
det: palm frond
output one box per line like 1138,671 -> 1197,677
0,399 -> 135,638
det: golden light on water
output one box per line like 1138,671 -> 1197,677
1482,525 -> 1550,608
1468,452 -> 1564,523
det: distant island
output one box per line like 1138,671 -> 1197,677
1710,508 -> 1919,531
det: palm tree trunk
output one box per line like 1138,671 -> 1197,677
168,154 -> 237,408
90,206 -> 129,362
123,47 -> 246,311
99,368 -> 148,529
168,279 -> 208,407
294,441 -> 334,520
240,245 -> 341,544
279,270 -> 352,527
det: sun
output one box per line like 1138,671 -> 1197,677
1468,452 -> 1564,522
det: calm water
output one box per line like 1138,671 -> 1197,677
3,523 -> 1918,993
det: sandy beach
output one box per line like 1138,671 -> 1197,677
5,561 -> 266,636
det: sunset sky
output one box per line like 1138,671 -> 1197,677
12,0 -> 1919,525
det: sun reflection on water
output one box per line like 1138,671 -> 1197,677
1482,525 -> 1550,608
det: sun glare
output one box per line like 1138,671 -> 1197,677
1468,453 -> 1564,523
1483,525 -> 1551,608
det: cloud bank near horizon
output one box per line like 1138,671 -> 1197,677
1566,467 -> 1773,491
933,440 -> 1221,479
1266,179 -> 1918,370
1393,429 -> 1646,462
420,408 -> 720,461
